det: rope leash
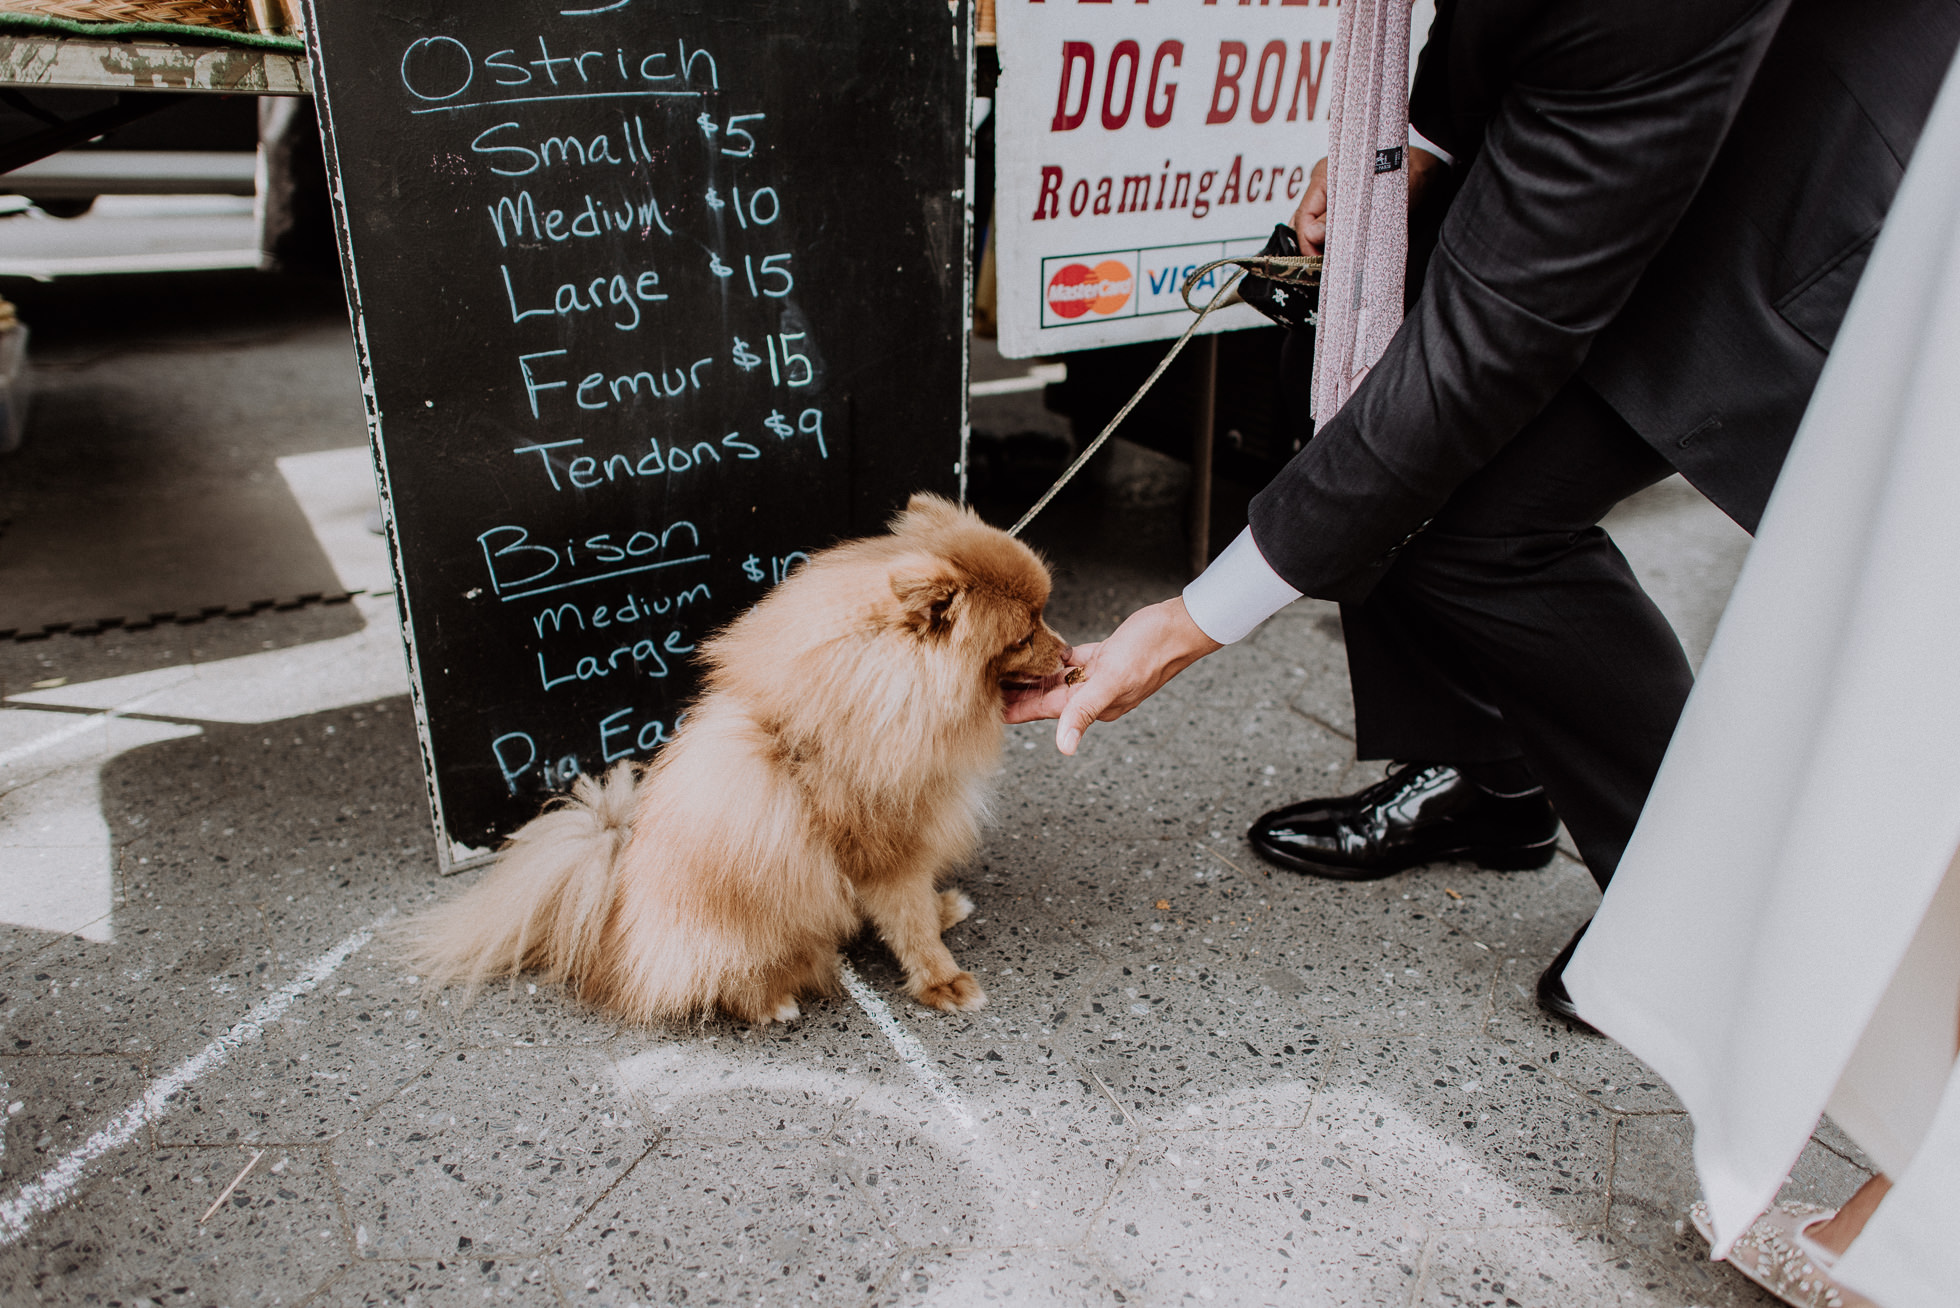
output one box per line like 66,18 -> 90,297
1004,252 -> 1323,540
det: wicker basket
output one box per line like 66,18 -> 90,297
0,0 -> 298,35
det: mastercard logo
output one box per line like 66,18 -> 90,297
1046,260 -> 1134,319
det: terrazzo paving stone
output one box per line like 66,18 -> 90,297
548,1138 -> 891,1306
929,1017 -> 1121,1130
156,944 -> 444,1145
1307,1035 -> 1614,1230
1483,952 -> 1685,1117
1476,853 -> 1601,967
896,896 -> 1108,1037
0,898 -> 275,1057
1253,880 -> 1505,1034
1582,1229 -> 1785,1308
872,1247 -> 1126,1307
1040,841 -> 1502,1039
427,971 -> 627,1052
1093,1130 -> 1427,1307
0,921 -> 67,969
0,1144 -> 350,1305
250,858 -> 446,960
1028,835 -> 1277,960
1065,959 -> 1332,1131
828,1109 -> 1130,1249
820,960 -> 1137,1247
114,827 -> 439,922
840,939 -> 1137,1145
1606,1111 -> 1872,1304
1811,1114 -> 1879,1172
334,1046 -> 652,1260
611,1016 -> 877,1142
0,1053 -> 150,1181
1341,854 -> 1577,958
1164,702 -> 1367,836
322,1256 -> 565,1306
1147,635 -> 1297,710
1248,601 -> 1359,741
105,705 -> 434,909
1415,1226 -> 1651,1308
1015,723 -> 1227,844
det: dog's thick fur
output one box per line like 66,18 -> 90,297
404,494 -> 1067,1024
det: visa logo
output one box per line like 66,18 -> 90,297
1147,263 -> 1218,297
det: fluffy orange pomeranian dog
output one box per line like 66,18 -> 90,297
405,494 -> 1068,1024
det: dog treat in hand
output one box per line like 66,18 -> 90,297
1065,666 -> 1087,686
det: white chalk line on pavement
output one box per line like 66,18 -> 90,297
0,688 -> 179,772
836,960 -> 976,1133
0,917 -> 389,1246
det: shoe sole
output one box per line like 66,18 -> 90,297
1249,836 -> 1560,882
1533,984 -> 1600,1034
1534,995 -> 1600,1034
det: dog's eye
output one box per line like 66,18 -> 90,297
1009,633 -> 1033,651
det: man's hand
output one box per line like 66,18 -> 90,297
1290,157 -> 1328,254
1290,147 -> 1447,255
1001,660 -> 1082,725
1006,597 -> 1223,754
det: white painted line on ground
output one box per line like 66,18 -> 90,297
0,917 -> 388,1246
0,688 -> 179,771
836,961 -> 975,1133
970,363 -> 1066,397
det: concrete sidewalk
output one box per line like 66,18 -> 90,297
0,283 -> 1867,1307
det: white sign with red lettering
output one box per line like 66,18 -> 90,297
994,0 -> 1344,357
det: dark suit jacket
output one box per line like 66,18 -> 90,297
1248,0 -> 1960,602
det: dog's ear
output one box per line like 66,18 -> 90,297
890,554 -> 963,635
893,493 -> 962,537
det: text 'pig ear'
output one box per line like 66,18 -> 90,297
890,554 -> 963,635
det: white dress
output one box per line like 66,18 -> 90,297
1563,49 -> 1960,1308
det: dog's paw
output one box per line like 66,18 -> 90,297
767,998 -> 802,1024
938,889 -> 975,931
916,972 -> 987,1012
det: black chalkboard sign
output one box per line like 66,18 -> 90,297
300,0 -> 973,864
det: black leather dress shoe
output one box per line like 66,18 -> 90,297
1535,920 -> 1599,1034
1247,762 -> 1559,881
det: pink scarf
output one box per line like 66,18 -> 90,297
1310,0 -> 1412,428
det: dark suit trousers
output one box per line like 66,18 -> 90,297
1336,377 -> 1694,889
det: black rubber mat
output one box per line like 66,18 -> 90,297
0,484 -> 347,638
0,270 -> 366,639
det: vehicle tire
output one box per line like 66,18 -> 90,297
33,196 -> 96,219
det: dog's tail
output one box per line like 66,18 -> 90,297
401,761 -> 638,997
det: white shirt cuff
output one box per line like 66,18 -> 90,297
1182,527 -> 1304,645
1409,125 -> 1453,167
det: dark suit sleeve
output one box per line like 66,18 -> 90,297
1406,0 -> 1454,158
1248,0 -> 1788,602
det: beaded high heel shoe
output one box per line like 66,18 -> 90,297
1688,1200 -> 1878,1308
